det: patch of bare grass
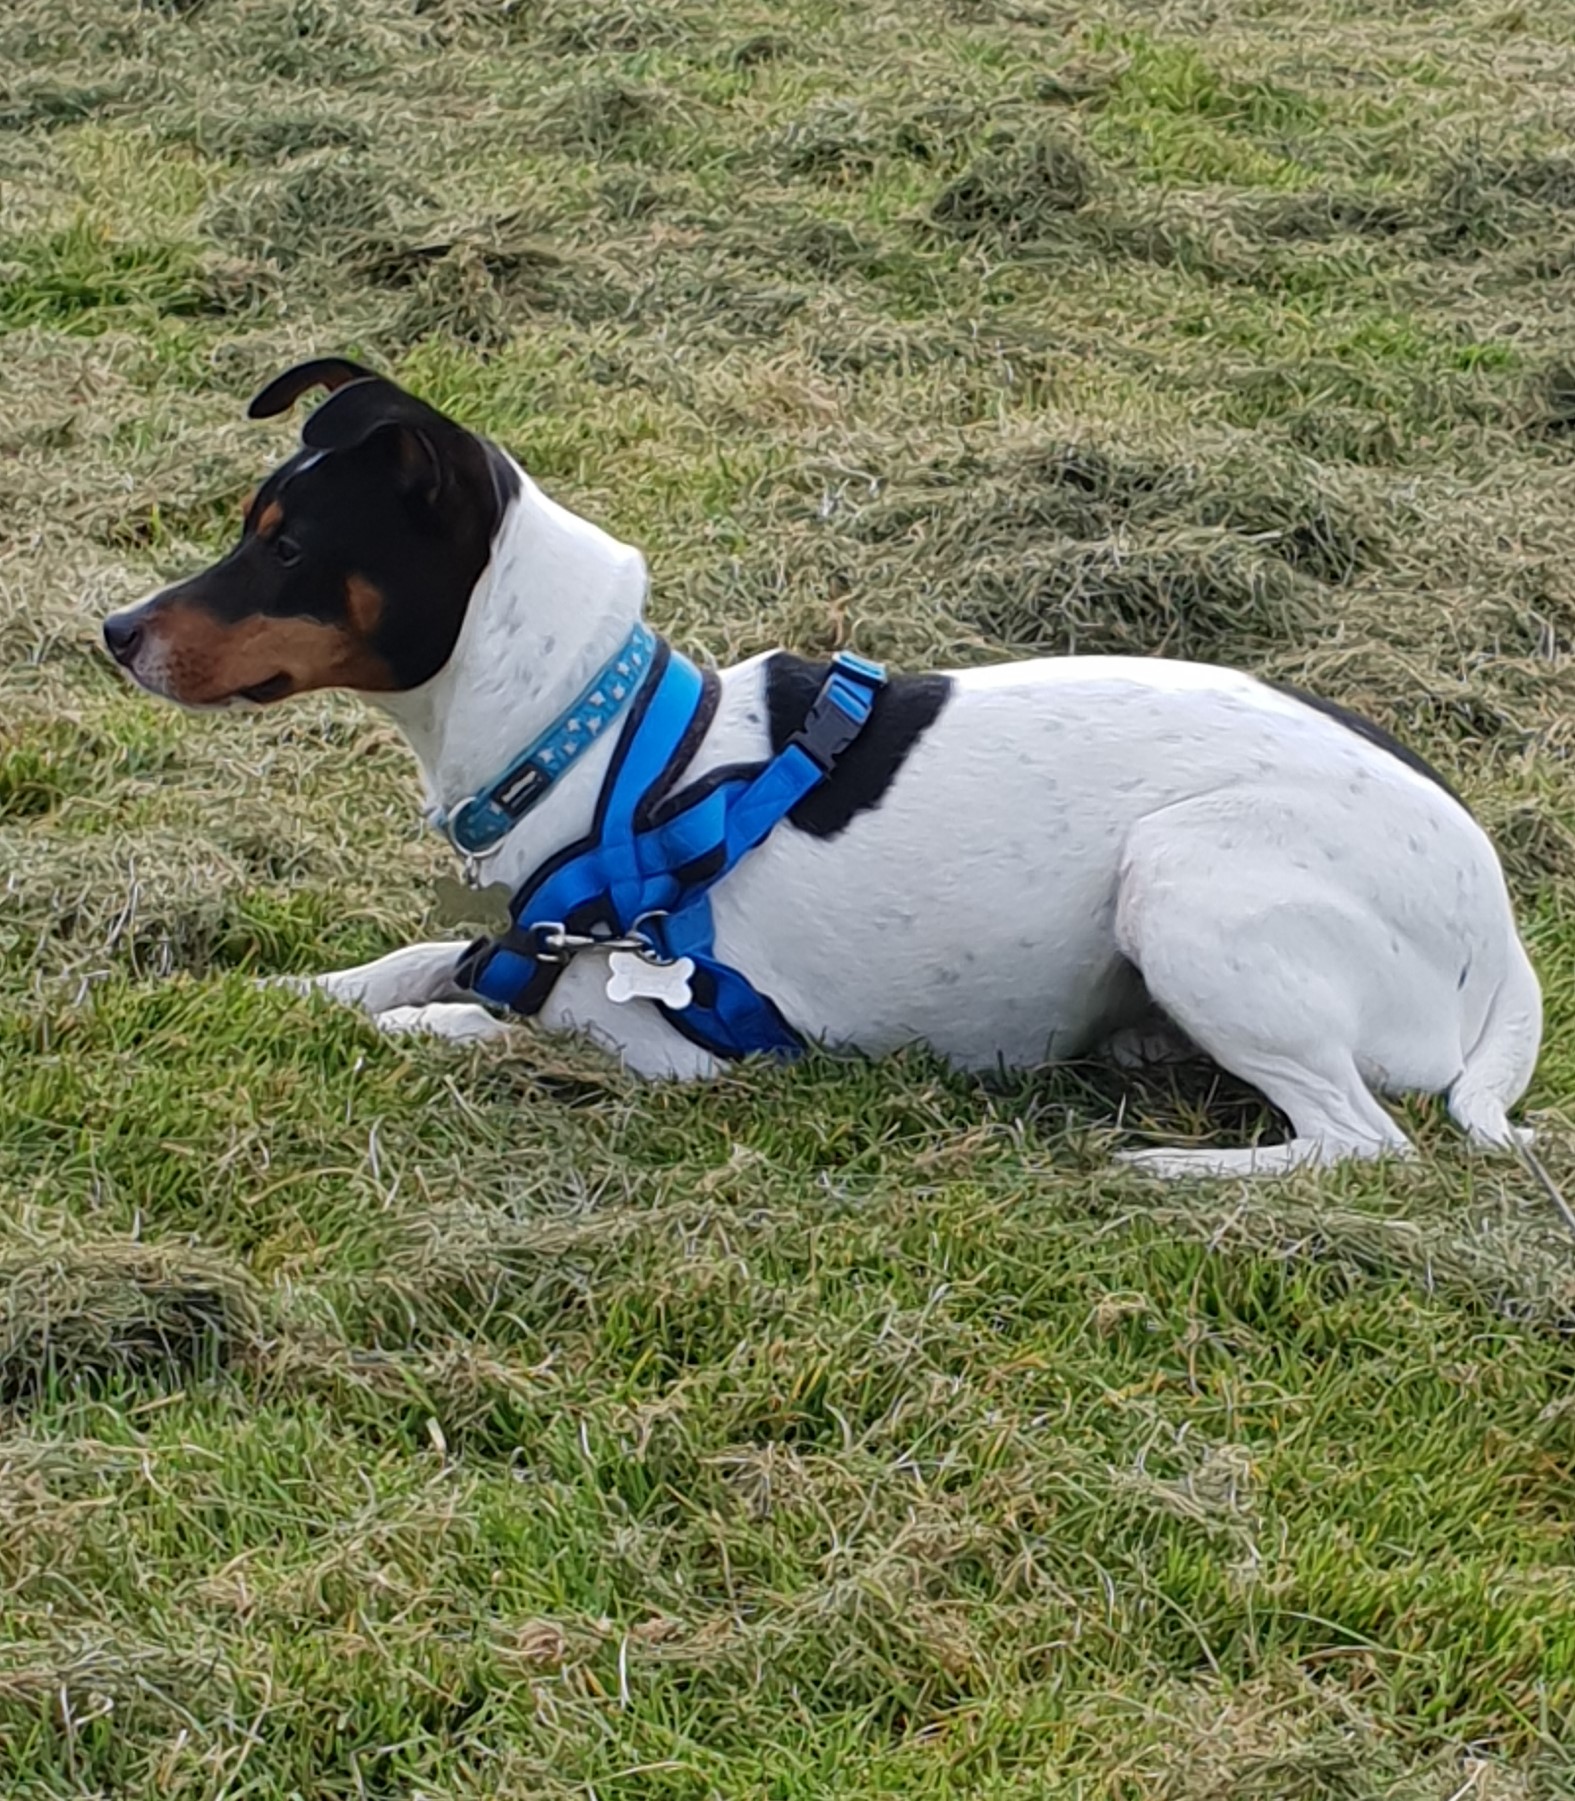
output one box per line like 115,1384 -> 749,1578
200,156 -> 413,271
963,529 -> 1310,658
928,130 -> 1099,241
1426,149 -> 1575,252
546,76 -> 671,158
161,105 -> 372,165
711,431 -> 1386,666
1525,358 -> 1575,437
1248,186 -> 1415,241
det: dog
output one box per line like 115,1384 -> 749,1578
101,358 -> 1542,1177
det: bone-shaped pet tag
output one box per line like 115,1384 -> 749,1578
605,950 -> 694,1009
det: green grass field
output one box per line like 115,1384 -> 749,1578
6,0 -> 1575,1793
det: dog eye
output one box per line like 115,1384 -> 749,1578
275,535 -> 302,568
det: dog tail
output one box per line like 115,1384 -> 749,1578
1447,931 -> 1542,1148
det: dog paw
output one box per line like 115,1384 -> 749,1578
1114,1146 -> 1218,1180
255,973 -> 317,997
374,1003 -> 513,1045
1117,1134 -> 1410,1180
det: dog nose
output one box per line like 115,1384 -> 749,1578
103,614 -> 143,665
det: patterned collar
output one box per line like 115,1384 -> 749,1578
437,621 -> 658,856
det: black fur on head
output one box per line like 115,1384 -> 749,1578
100,358 -> 520,709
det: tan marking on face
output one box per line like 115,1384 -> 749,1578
241,486 -> 259,524
345,574 -> 384,634
144,603 -> 396,704
254,499 -> 284,540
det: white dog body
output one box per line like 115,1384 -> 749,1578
327,462 -> 1540,1174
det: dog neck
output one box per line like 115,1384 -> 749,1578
374,456 -> 651,829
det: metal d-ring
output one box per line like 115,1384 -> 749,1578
525,921 -> 661,966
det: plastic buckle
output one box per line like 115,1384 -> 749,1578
790,695 -> 860,772
830,651 -> 886,690
790,657 -> 887,773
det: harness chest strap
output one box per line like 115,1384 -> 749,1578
453,641 -> 887,1061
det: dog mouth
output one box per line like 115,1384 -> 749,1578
118,662 -> 295,710
106,611 -> 295,708
235,673 -> 293,704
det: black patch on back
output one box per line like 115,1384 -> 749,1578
765,653 -> 952,837
1270,681 -> 1470,815
481,437 -> 521,513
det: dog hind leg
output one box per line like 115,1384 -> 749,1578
1111,806 -> 1419,1179
1446,933 -> 1541,1150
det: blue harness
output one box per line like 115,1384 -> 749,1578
453,633 -> 887,1061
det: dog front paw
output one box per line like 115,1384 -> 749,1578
375,1003 -> 513,1044
255,971 -> 351,1003
257,972 -> 313,995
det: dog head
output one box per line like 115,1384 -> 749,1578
102,358 -> 516,709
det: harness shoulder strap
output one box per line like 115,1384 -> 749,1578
458,642 -> 703,1012
639,654 -> 884,959
459,646 -> 887,1061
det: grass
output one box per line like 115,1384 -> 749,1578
5,0 -> 1575,1792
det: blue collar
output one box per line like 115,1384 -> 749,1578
439,621 -> 659,856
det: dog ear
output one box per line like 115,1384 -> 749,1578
299,376 -> 471,506
246,357 -> 381,421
